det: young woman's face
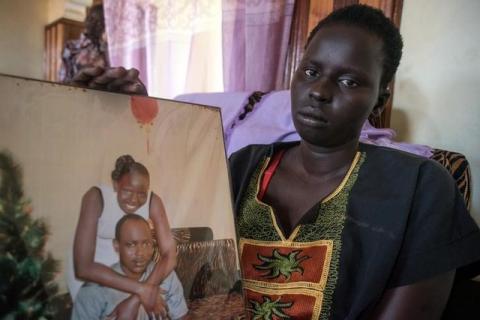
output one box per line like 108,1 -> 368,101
114,171 -> 150,214
291,24 -> 385,148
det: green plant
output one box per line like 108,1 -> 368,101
0,151 -> 59,319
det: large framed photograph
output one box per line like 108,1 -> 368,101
0,74 -> 244,319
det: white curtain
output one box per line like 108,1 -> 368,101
104,0 -> 224,99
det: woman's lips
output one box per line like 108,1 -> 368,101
134,260 -> 147,268
297,109 -> 329,128
125,204 -> 138,211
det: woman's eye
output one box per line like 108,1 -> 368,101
121,190 -> 133,196
304,68 -> 319,78
339,79 -> 358,88
143,241 -> 153,248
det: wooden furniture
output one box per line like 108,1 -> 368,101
44,18 -> 84,82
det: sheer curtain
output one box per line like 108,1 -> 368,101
104,0 -> 294,98
104,0 -> 223,99
222,0 -> 295,92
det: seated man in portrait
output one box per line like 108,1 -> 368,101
72,214 -> 189,320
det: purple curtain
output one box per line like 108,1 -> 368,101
104,0 -> 224,99
105,0 -> 295,95
222,0 -> 295,92
103,0 -> 157,90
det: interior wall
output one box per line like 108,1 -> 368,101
48,0 -> 67,22
48,0 -> 92,23
392,0 -> 480,222
0,0 -> 49,79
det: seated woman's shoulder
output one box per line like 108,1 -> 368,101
360,143 -> 454,185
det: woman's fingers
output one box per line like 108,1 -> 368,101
121,81 -> 148,95
70,66 -> 104,85
125,68 -> 140,81
69,67 -> 147,95
91,67 -> 127,89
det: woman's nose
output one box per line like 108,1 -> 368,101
130,193 -> 139,205
309,79 -> 333,103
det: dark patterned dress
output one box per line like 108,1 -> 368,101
59,33 -> 109,83
230,142 -> 480,320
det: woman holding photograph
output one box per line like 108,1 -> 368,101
69,4 -> 480,318
69,155 -> 176,319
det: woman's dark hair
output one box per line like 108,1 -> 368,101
85,5 -> 105,45
111,155 -> 149,181
306,4 -> 403,86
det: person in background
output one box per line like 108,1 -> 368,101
72,214 -> 189,320
59,3 -> 109,83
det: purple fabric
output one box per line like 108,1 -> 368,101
175,92 -> 253,149
360,121 -> 433,158
103,0 -> 156,88
222,0 -> 295,92
175,91 -> 433,158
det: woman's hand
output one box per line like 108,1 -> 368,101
105,290 -> 168,320
70,66 -> 147,95
136,282 -> 162,313
106,295 -> 140,320
153,290 -> 168,319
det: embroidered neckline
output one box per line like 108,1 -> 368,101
254,151 -> 362,242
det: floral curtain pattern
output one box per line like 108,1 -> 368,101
222,0 -> 295,92
104,0 -> 223,98
104,0 -> 294,98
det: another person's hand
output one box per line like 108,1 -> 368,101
106,295 -> 140,320
70,66 -> 147,95
153,290 -> 168,319
136,283 -> 162,313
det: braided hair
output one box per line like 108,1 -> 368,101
111,155 -> 149,181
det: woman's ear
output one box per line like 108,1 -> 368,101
113,180 -> 119,192
113,239 -> 119,253
372,87 -> 390,117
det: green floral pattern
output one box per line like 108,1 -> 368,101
247,296 -> 293,320
254,249 -> 310,280
238,152 -> 365,320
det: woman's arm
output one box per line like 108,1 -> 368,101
73,187 -> 156,297
145,193 -> 177,285
369,271 -> 455,320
